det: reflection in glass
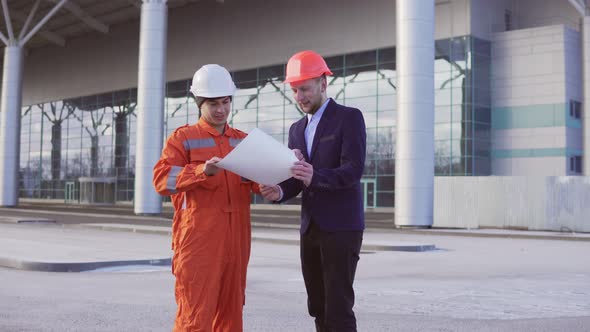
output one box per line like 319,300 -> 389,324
18,36 -> 490,207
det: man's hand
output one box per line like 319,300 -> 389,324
292,148 -> 304,161
203,157 -> 222,176
260,185 -> 281,201
291,160 -> 313,187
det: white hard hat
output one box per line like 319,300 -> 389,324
190,64 -> 236,98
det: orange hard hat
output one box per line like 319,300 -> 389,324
284,50 -> 333,84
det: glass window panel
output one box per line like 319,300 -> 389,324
435,70 -> 455,88
113,89 -> 132,104
258,119 -> 284,135
233,121 -> 257,134
377,69 -> 396,89
435,58 -> 451,73
166,97 -> 188,121
232,69 -> 257,86
474,139 -> 491,157
376,126 -> 395,159
346,96 -> 377,113
450,37 -> 469,62
284,104 -> 304,121
435,88 -> 452,106
435,140 -> 452,175
451,122 -> 466,141
345,80 -> 377,99
231,107 -> 257,124
345,65 -> 377,81
376,191 -> 394,208
232,93 -> 258,123
473,37 -> 491,55
268,133 -> 287,145
259,65 -> 284,81
376,159 -> 395,176
377,93 -> 395,111
451,156 -> 465,175
435,39 -> 451,59
473,87 -> 491,106
258,105 -> 284,122
435,106 -> 452,123
186,98 -> 199,121
378,47 -> 395,63
364,159 -> 376,175
327,68 -> 346,86
378,62 -> 395,72
345,50 -> 376,67
258,90 -> 285,108
323,55 -> 343,70
327,83 -> 345,100
435,123 -> 452,139
166,79 -> 188,96
473,157 -> 491,175
96,92 -> 113,108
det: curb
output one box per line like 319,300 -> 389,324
398,229 -> 590,242
0,257 -> 171,272
250,236 -> 436,252
75,224 -> 436,252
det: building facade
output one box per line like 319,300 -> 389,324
2,0 -> 588,211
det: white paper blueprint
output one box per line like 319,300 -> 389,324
216,128 -> 298,185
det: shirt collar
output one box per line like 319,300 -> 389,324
197,117 -> 235,137
306,98 -> 331,124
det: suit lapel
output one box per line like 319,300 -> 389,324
309,99 -> 334,161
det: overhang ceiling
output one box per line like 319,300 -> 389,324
0,0 -> 201,49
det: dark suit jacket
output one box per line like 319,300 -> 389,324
279,98 -> 366,234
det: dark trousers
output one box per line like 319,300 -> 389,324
300,222 -> 363,332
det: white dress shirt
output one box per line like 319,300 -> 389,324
276,98 -> 331,201
304,98 -> 330,157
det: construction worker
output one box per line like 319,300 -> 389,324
153,64 -> 259,332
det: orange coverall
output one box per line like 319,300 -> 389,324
153,118 -> 259,332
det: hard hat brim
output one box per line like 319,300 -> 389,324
190,87 -> 236,98
284,69 -> 334,84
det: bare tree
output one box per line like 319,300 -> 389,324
110,102 -> 136,177
73,109 -> 111,177
38,101 -> 77,180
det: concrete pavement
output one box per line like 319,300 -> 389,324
2,225 -> 589,331
1,201 -> 589,272
0,219 -> 435,272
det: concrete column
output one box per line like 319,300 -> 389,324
395,0 -> 435,227
0,45 -> 24,207
134,0 -> 167,215
583,15 -> 590,175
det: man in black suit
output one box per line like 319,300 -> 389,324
261,50 -> 366,332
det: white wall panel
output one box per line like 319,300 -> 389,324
434,176 -> 590,232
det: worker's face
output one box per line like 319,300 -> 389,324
290,77 -> 326,114
200,96 -> 231,128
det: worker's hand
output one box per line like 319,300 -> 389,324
260,184 -> 281,201
291,160 -> 313,187
203,157 -> 222,176
292,149 -> 304,161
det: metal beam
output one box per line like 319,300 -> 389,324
18,0 -> 41,41
21,0 -> 68,46
0,30 -> 8,45
568,0 -> 586,16
11,9 -> 65,46
50,0 -> 109,34
126,0 -> 141,9
1,0 -> 15,41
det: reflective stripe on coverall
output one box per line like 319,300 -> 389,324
153,118 -> 259,332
